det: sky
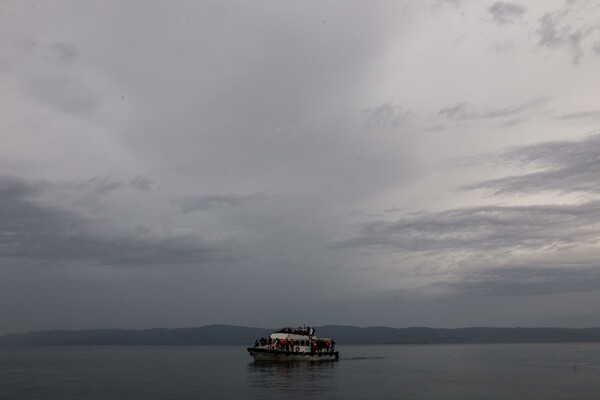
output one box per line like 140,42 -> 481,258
1,0 -> 600,335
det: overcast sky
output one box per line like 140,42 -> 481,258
2,0 -> 600,335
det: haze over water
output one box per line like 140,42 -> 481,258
3,344 -> 600,399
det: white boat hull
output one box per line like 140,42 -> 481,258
247,348 -> 339,361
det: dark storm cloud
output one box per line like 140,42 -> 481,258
441,264 -> 600,297
71,176 -> 156,195
177,193 -> 268,213
488,2 -> 526,25
0,175 -> 42,198
3,0 -> 600,333
0,176 -> 224,266
336,201 -> 600,254
362,103 -> 409,130
38,176 -> 156,199
461,133 -> 600,195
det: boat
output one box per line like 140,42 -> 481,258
247,326 -> 339,361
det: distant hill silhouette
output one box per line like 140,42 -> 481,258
3,325 -> 600,345
317,325 -> 600,344
0,325 -> 272,346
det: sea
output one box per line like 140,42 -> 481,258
2,343 -> 600,399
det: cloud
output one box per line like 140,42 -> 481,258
0,176 -> 226,266
488,2 -> 526,25
437,103 -> 475,121
335,132 -> 600,301
442,264 -> 600,297
2,0 -> 600,332
461,133 -> 600,195
480,97 -> 548,119
49,42 -> 78,61
493,39 -> 517,53
558,109 -> 600,122
77,176 -> 123,196
536,10 -> 586,64
24,75 -> 100,117
336,201 -> 600,254
177,193 -> 269,213
362,103 -> 409,130
8,36 -> 99,117
432,0 -> 461,10
129,175 -> 155,192
436,98 -> 548,125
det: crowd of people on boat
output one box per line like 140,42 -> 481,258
275,326 -> 315,336
312,339 -> 335,353
253,336 -> 335,353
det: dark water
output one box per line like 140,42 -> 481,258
2,344 -> 600,399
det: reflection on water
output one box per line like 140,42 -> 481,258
247,361 -> 337,395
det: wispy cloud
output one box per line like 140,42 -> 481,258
336,201 -> 600,254
337,132 -> 600,299
480,98 -> 548,119
436,98 -> 548,126
441,263 -> 600,297
488,2 -> 526,25
177,193 -> 269,213
535,4 -> 600,65
558,109 -> 600,122
362,103 -> 409,130
437,103 -> 476,121
49,42 -> 78,61
537,10 -> 583,64
461,133 -> 600,195
25,75 -> 100,117
129,175 -> 155,192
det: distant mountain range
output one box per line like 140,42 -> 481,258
3,325 -> 600,345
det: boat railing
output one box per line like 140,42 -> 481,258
252,339 -> 336,353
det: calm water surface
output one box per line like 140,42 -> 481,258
2,344 -> 600,399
